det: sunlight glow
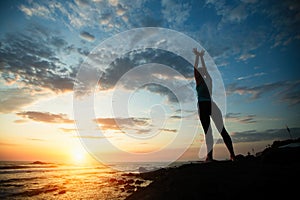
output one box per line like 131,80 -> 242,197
72,149 -> 86,164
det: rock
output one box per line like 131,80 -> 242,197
117,180 -> 125,185
109,178 -> 117,183
126,179 -> 134,184
135,180 -> 144,185
124,184 -> 135,190
31,161 -> 48,164
58,190 -> 66,194
138,167 -> 148,173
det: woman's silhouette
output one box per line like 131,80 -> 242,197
193,48 -> 235,162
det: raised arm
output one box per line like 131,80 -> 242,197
193,48 -> 200,66
193,48 -> 201,85
198,49 -> 211,81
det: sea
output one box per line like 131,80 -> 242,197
0,161 -> 178,200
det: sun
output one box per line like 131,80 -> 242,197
72,149 -> 86,164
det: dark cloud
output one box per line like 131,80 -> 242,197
99,48 -> 192,89
0,25 -> 77,94
276,80 -> 300,106
49,36 -> 68,49
170,115 -> 182,119
232,127 -> 300,143
159,128 -> 177,133
259,0 -> 300,47
142,84 -> 178,103
225,112 -> 257,124
16,111 -> 74,124
227,80 -> 300,106
80,31 -> 95,42
98,48 -> 193,103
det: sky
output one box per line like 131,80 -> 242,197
0,0 -> 300,164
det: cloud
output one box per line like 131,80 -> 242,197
232,127 -> 300,143
201,0 -> 299,63
59,128 -> 77,133
237,72 -> 266,80
170,115 -> 182,119
75,0 -> 91,7
0,142 -> 18,146
18,0 -> 131,31
74,135 -> 109,139
98,48 -> 194,103
0,25 -> 77,94
142,84 -> 178,103
227,80 -> 300,106
227,82 -> 282,100
225,113 -> 256,124
159,128 -> 177,133
99,13 -> 112,25
0,88 -> 49,114
237,53 -> 256,61
108,0 -> 119,7
16,111 -> 74,124
80,31 -> 95,42
262,0 -> 300,47
95,117 -> 149,131
116,4 -> 126,16
205,0 -> 251,25
161,0 -> 191,27
19,4 -> 54,20
94,117 -> 179,135
27,138 -> 46,142
276,80 -> 300,106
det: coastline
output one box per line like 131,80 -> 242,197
126,140 -> 300,200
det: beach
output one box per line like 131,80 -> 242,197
126,140 -> 300,200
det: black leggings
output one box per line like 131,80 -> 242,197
198,101 -> 234,158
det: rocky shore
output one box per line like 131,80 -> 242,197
126,138 -> 300,200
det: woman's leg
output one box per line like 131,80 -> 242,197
211,102 -> 235,159
198,102 -> 213,160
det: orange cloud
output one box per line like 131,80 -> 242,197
95,117 -> 148,131
16,111 -> 74,124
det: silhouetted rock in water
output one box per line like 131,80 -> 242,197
109,178 -> 117,183
135,180 -> 144,185
138,167 -> 148,173
31,161 -> 49,164
58,190 -> 66,194
124,184 -> 135,191
125,179 -> 135,184
117,180 -> 125,185
126,138 -> 300,200
122,173 -> 135,177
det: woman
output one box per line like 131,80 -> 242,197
193,48 -> 235,161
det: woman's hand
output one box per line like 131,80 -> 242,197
193,48 -> 205,57
199,49 -> 205,57
193,48 -> 199,56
